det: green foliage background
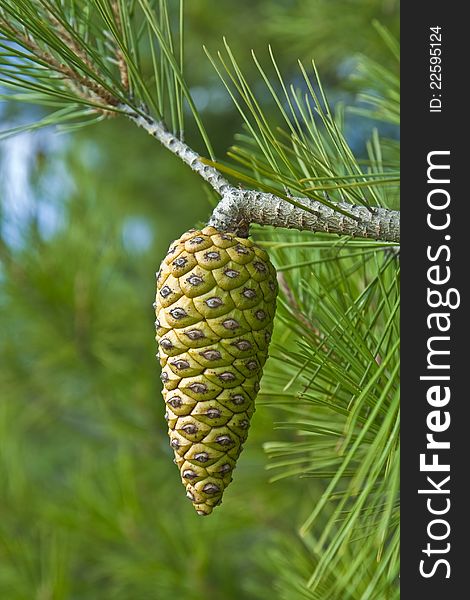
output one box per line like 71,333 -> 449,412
0,1 -> 399,598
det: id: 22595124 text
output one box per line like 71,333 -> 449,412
429,26 -> 443,113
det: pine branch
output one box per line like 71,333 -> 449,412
0,10 -> 117,108
123,105 -> 400,242
1,2 -> 400,243
121,105 -> 231,193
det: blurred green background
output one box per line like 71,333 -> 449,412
0,1 -> 399,598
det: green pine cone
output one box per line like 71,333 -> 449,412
154,226 -> 278,515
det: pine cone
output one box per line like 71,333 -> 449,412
154,226 -> 278,515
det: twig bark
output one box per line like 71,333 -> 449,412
122,106 -> 400,243
208,188 -> 400,241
